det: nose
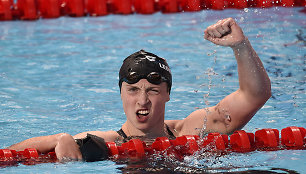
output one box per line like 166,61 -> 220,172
137,90 -> 150,106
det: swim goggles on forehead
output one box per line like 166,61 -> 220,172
121,72 -> 169,85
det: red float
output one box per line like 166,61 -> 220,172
254,0 -> 273,8
0,0 -> 13,20
65,0 -> 85,17
22,148 -> 39,159
112,0 -> 133,14
200,132 -> 229,150
16,0 -> 39,20
181,0 -> 202,11
86,0 -> 107,16
0,149 -> 17,167
121,139 -> 146,159
171,135 -> 199,156
276,0 -> 295,7
294,0 -> 306,6
255,128 -> 279,150
0,149 -> 16,159
281,126 -> 305,149
230,130 -> 254,152
159,0 -> 180,13
106,142 -> 119,157
227,0 -> 248,9
202,0 -> 225,10
152,137 -> 172,151
152,137 -> 182,159
38,0 -> 60,18
133,0 -> 156,14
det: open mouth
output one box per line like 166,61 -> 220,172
136,109 -> 150,122
137,110 -> 149,117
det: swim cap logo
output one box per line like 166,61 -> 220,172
141,54 -> 171,73
159,63 -> 171,73
143,55 -> 156,62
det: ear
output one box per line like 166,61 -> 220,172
165,92 -> 170,102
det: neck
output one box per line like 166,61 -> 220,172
122,122 -> 167,138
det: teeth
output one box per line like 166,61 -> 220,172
138,110 -> 149,115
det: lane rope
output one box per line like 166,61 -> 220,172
1,126 -> 305,166
0,0 -> 305,21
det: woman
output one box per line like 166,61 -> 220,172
8,18 -> 271,161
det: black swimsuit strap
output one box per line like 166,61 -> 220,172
117,124 -> 175,139
165,124 -> 175,138
117,128 -> 128,139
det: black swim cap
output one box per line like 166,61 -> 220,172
119,50 -> 172,93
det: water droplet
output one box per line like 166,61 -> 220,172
240,17 -> 245,22
244,8 -> 249,13
225,115 -> 231,121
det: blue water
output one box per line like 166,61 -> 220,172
0,7 -> 305,173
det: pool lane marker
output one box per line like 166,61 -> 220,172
1,0 -> 305,21
0,126 -> 305,166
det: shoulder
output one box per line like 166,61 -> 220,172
95,131 -> 120,142
73,130 -> 119,142
165,107 -> 214,136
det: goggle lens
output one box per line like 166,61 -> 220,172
124,72 -> 164,85
125,72 -> 139,84
147,72 -> 162,84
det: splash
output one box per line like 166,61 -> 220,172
199,50 -> 220,138
203,67 -> 219,107
199,111 -> 208,139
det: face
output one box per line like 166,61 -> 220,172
121,79 -> 170,132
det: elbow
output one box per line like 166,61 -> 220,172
254,78 -> 272,105
266,88 -> 272,101
51,133 -> 74,149
244,85 -> 271,106
262,80 -> 272,103
256,88 -> 271,107
265,75 -> 272,100
261,84 -> 271,103
56,133 -> 73,143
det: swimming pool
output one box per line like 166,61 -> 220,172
0,6 -> 305,173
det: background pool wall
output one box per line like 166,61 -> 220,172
0,0 -> 305,21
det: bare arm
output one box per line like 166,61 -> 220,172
8,133 -> 64,152
8,133 -> 82,161
176,18 -> 271,135
7,130 -> 118,161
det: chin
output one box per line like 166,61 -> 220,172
135,123 -> 150,131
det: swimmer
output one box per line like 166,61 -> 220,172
7,18 -> 271,162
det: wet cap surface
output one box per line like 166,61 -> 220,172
119,50 -> 172,92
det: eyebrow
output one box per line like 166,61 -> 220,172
125,84 -> 161,89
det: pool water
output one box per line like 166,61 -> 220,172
0,7 -> 305,173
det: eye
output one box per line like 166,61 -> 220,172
147,88 -> 160,95
127,87 -> 139,94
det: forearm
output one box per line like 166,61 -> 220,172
232,39 -> 271,102
8,133 -> 67,153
